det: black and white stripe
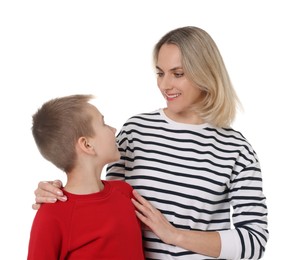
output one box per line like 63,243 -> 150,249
107,109 -> 268,259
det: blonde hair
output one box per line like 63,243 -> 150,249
153,26 -> 240,127
32,94 -> 95,172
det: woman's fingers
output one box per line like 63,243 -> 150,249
132,189 -> 176,244
33,180 -> 67,210
132,190 -> 156,216
36,180 -> 64,196
32,203 -> 41,210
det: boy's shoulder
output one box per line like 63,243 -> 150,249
103,180 -> 133,196
104,179 -> 132,188
34,199 -> 74,226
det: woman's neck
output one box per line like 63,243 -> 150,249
163,108 -> 204,125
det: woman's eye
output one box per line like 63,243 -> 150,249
174,73 -> 184,78
156,72 -> 164,77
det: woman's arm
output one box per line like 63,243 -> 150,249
132,159 -> 269,260
32,180 -> 67,210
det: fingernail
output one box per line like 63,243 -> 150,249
58,196 -> 67,202
57,190 -> 63,195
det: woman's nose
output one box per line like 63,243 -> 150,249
158,76 -> 172,90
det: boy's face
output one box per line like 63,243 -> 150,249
89,105 -> 120,165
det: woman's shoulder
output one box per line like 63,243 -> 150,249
213,126 -> 259,160
206,125 -> 247,141
207,126 -> 256,151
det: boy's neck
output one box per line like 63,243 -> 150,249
64,169 -> 104,195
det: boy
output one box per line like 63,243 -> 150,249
27,94 -> 144,259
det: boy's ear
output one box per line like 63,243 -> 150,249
78,137 -> 94,153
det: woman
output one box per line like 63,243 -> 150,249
33,26 -> 269,259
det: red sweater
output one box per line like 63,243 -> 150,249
27,180 -> 145,259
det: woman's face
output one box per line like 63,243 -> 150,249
156,44 -> 204,124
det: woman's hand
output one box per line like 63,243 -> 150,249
32,180 -> 67,210
132,189 -> 221,257
131,190 -> 178,245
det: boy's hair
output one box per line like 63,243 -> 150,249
153,26 -> 241,128
32,94 -> 95,172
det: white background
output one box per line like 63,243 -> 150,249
0,1 -> 301,259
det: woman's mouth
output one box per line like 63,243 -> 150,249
165,92 -> 181,101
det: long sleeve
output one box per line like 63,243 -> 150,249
27,207 -> 63,259
219,160 -> 269,259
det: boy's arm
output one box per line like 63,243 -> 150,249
27,208 -> 62,259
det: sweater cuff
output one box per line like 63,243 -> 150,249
218,230 -> 241,260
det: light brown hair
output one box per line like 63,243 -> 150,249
32,94 -> 95,172
153,26 -> 240,127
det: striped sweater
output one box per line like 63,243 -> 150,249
106,109 -> 269,260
